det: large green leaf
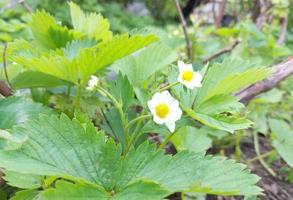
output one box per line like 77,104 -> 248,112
269,118 -> 293,167
195,58 -> 269,104
69,2 -> 112,42
0,114 -> 261,198
0,97 -> 52,129
11,71 -> 71,89
41,180 -> 169,200
112,42 -> 177,85
11,34 -> 157,84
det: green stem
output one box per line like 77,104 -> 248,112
96,86 -> 130,145
253,132 -> 276,177
126,114 -> 151,129
124,115 -> 151,155
67,85 -> 72,97
75,84 -> 82,109
181,192 -> 185,200
235,132 -> 242,161
154,81 -> 180,94
158,132 -> 176,150
247,150 -> 276,164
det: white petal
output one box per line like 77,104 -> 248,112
165,122 -> 176,132
147,99 -> 156,113
153,115 -> 165,125
178,61 -> 193,72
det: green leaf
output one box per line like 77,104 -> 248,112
3,171 -> 43,189
12,34 -> 157,84
30,11 -> 81,50
269,118 -> 293,167
112,42 -> 177,85
69,2 -> 112,42
204,67 -> 270,102
171,126 -> 212,154
195,58 -> 269,104
75,34 -> 158,83
0,97 -> 52,129
188,156 -> 261,195
0,114 -> 261,197
10,190 -> 39,200
42,181 -> 109,200
11,71 -> 72,89
184,108 -> 252,133
41,180 -> 169,200
196,95 -> 244,115
109,73 -> 134,111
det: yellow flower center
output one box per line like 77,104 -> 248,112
155,103 -> 170,119
182,71 -> 193,82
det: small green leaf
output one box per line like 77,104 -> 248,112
30,11 -> 80,50
269,118 -> 293,167
185,108 -> 252,133
10,190 -> 39,200
69,2 -> 112,42
3,171 -> 43,189
171,126 -> 212,154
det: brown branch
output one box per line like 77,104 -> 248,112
1,43 -> 13,97
2,43 -> 11,87
174,0 -> 193,62
215,0 -> 227,28
236,56 -> 293,104
202,40 -> 239,64
277,16 -> 288,45
18,0 -> 33,14
0,81 -> 12,97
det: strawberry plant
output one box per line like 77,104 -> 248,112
2,1 -> 293,199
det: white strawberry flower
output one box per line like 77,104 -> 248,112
86,75 -> 99,91
147,91 -> 182,132
177,60 -> 202,89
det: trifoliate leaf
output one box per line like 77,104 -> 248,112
11,34 -> 157,84
269,118 -> 293,167
69,2 -> 112,42
0,114 -> 261,197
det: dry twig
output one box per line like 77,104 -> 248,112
202,40 -> 240,64
277,16 -> 288,45
174,0 -> 193,62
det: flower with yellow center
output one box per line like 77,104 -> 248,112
147,91 -> 182,132
177,61 -> 202,89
